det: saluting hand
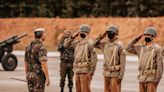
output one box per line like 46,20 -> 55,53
101,32 -> 107,38
97,32 -> 107,41
72,31 -> 79,39
136,34 -> 143,40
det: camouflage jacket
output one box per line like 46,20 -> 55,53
126,37 -> 163,82
25,39 -> 48,79
57,39 -> 74,63
64,37 -> 98,75
94,37 -> 126,79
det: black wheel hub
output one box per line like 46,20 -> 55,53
7,58 -> 15,66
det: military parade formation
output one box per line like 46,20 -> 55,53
24,24 -> 163,92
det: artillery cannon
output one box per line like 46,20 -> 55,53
0,33 -> 27,71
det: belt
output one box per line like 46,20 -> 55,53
140,69 -> 157,75
74,62 -> 89,68
104,65 -> 121,72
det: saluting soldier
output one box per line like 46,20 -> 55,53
64,24 -> 98,92
126,27 -> 163,92
94,25 -> 126,92
57,30 -> 74,92
25,28 -> 50,92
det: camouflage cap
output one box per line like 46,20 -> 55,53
144,27 -> 157,37
79,24 -> 90,32
106,25 -> 118,34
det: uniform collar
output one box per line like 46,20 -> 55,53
31,38 -> 42,45
79,37 -> 90,44
144,42 -> 156,48
143,42 -> 157,50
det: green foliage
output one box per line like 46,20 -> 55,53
0,0 -> 163,17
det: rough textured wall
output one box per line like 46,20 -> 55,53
0,17 -> 163,51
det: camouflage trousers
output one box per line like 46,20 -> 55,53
104,77 -> 121,92
60,62 -> 74,88
139,82 -> 159,92
27,74 -> 46,92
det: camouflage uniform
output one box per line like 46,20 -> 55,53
57,39 -> 74,89
126,37 -> 163,92
64,37 -> 98,92
25,39 -> 48,92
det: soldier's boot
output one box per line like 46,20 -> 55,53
60,87 -> 64,92
69,87 -> 72,92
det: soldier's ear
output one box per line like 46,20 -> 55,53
154,33 -> 157,38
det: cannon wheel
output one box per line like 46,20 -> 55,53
1,54 -> 18,71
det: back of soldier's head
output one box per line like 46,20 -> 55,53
34,28 -> 45,39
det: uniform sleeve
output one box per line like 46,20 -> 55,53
155,49 -> 163,82
24,46 -> 29,62
118,44 -> 126,79
57,41 -> 65,52
63,37 -> 77,48
88,43 -> 98,75
126,37 -> 141,55
161,47 -> 164,56
38,46 -> 48,62
93,37 -> 106,50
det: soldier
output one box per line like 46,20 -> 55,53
94,25 -> 126,92
24,28 -> 50,92
57,30 -> 74,92
162,48 -> 164,56
126,27 -> 163,92
64,24 -> 98,92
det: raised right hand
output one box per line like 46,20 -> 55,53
72,31 -> 79,39
101,32 -> 107,38
136,34 -> 143,40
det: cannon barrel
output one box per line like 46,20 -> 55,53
0,33 -> 27,47
15,33 -> 27,40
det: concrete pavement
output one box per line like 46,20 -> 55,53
0,54 -> 164,92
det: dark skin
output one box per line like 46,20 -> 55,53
136,34 -> 155,46
96,31 -> 118,42
145,34 -> 155,46
96,31 -> 122,82
100,32 -> 107,40
71,31 -> 80,39
71,31 -> 93,78
71,31 -> 89,40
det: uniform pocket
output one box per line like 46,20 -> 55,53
138,74 -> 147,82
35,69 -> 46,82
27,72 -> 37,81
